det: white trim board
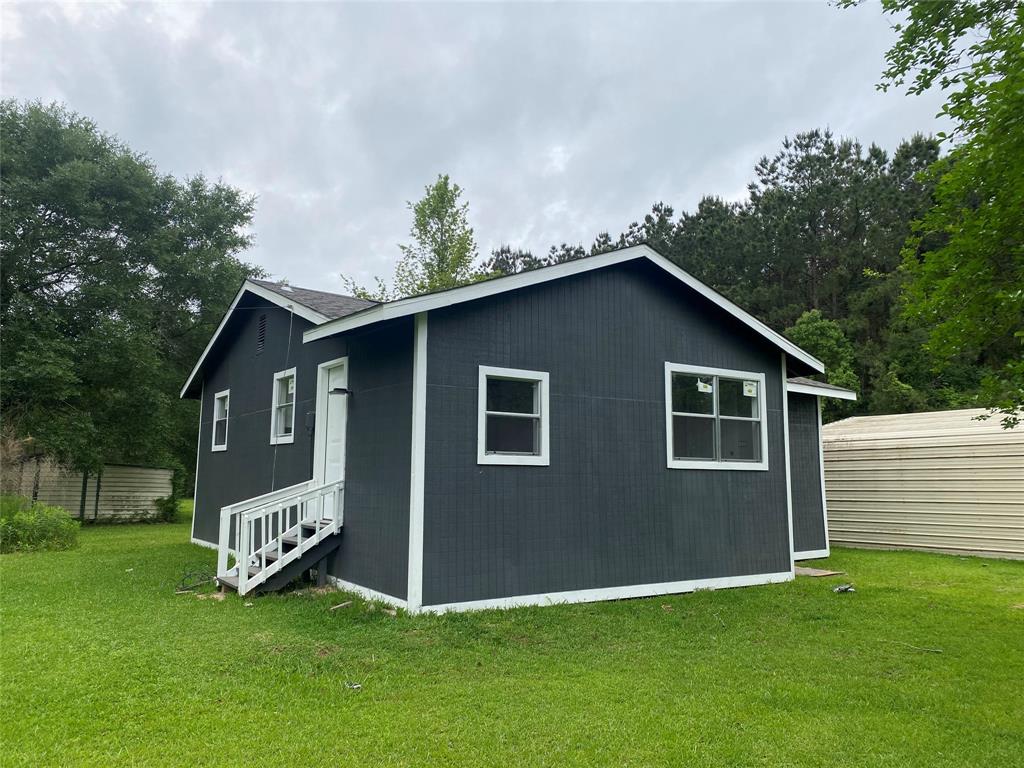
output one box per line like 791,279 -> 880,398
190,380 -> 204,544
794,548 -> 830,561
303,245 -> 825,374
786,381 -> 857,401
816,395 -> 832,558
326,576 -> 408,610
180,280 -> 328,399
406,313 -> 428,613
191,536 -> 217,551
781,353 -> 796,576
418,570 -> 794,614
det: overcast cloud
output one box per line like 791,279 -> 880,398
2,1 -> 949,292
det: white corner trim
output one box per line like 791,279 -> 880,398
326,576 -> 408,610
794,548 -> 830,561
191,536 -> 217,551
419,570 -> 794,614
786,381 -> 858,401
301,245 -> 825,374
180,280 -> 329,399
781,353 -> 795,573
269,367 -> 297,445
211,389 -> 230,452
663,362 -> 768,471
817,395 -> 831,557
477,365 -> 551,467
406,312 -> 428,613
190,380 -> 204,544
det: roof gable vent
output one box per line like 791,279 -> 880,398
256,314 -> 267,355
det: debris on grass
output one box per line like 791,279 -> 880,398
880,639 -> 943,654
175,566 -> 217,593
330,600 -> 353,611
796,566 -> 845,577
244,602 -> 254,607
661,604 -> 674,612
382,607 -> 397,617
345,681 -> 362,691
833,583 -> 856,593
195,591 -> 226,602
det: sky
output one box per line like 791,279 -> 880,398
2,1 -> 949,293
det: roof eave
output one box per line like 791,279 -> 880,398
786,381 -> 858,401
179,280 -> 329,399
302,245 -> 825,374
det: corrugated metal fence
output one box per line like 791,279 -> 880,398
823,409 -> 1024,560
8,459 -> 174,522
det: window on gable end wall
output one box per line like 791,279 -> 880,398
270,368 -> 296,445
212,390 -> 230,452
477,366 -> 550,466
664,362 -> 768,471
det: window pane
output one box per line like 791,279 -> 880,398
276,404 -> 293,436
486,414 -> 539,454
214,396 -> 228,420
214,418 -> 227,446
672,415 -> 715,460
720,419 -> 761,461
719,378 -> 758,418
671,374 -> 714,415
279,375 -> 295,406
486,378 -> 537,414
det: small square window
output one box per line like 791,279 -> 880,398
270,368 -> 296,445
212,390 -> 230,452
477,366 -> 549,466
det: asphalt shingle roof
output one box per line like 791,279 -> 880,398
250,279 -> 377,320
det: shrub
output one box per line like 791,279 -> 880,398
0,495 -> 80,553
154,494 -> 179,523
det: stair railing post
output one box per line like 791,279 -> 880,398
217,508 -> 231,577
238,514 -> 250,595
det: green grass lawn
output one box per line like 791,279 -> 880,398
2,503 -> 1022,767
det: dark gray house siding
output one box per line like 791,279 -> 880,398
787,392 -> 827,555
193,295 -> 411,599
420,259 -> 792,607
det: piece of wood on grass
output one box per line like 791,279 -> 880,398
330,600 -> 353,611
796,566 -> 845,577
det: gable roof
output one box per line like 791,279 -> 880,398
303,244 -> 826,374
179,279 -> 375,398
249,279 -> 376,320
786,377 -> 858,401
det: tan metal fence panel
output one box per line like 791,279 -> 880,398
823,409 -> 1024,560
10,460 -> 172,521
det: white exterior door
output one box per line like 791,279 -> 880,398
322,363 -> 347,484
314,358 -> 348,520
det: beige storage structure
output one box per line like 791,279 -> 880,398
823,409 -> 1024,560
8,459 -> 174,522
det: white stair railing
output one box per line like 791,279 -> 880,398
217,480 -> 344,595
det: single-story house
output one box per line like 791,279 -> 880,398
182,244 -> 855,611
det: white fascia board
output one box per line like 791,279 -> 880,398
786,382 -> 858,401
301,245 -> 825,373
180,281 -> 329,399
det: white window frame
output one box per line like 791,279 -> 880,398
211,389 -> 230,452
477,365 -> 550,467
269,367 -> 297,445
664,362 -> 768,471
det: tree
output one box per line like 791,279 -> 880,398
0,100 -> 258,482
841,0 -> 1024,427
345,174 -> 481,299
784,310 -> 860,421
480,245 -> 544,277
